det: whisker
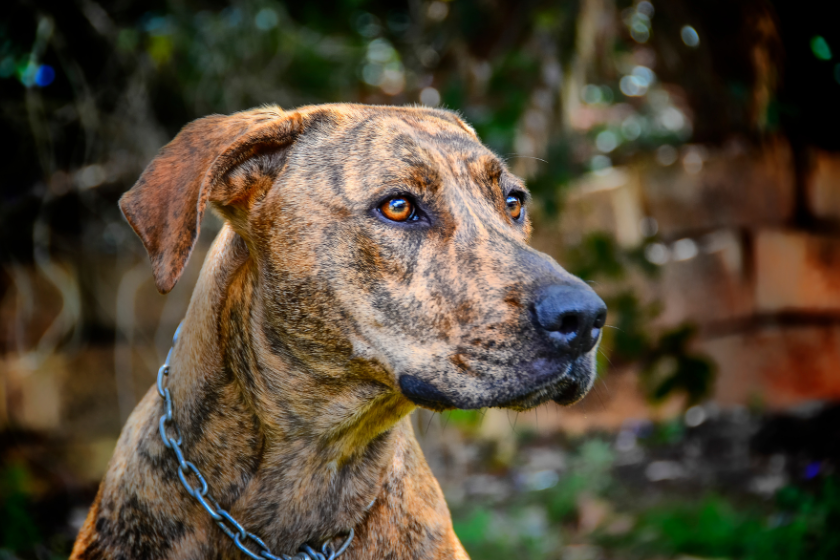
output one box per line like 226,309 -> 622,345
598,347 -> 614,367
599,375 -> 612,398
506,154 -> 549,163
593,382 -> 608,411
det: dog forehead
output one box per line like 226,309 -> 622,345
336,109 -> 485,159
293,107 -> 509,197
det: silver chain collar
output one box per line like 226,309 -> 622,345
156,323 -> 354,560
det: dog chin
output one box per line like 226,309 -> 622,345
398,353 -> 597,412
498,355 -> 596,411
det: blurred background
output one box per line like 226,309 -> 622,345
2,0 -> 840,558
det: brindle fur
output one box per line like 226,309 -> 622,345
71,104 -> 599,560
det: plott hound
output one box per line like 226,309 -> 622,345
72,104 -> 606,560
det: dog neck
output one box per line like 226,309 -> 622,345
166,225 -> 415,552
73,227 -> 468,560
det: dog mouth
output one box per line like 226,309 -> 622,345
398,354 -> 595,412
495,358 -> 595,411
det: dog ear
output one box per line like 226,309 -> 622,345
119,107 -> 307,294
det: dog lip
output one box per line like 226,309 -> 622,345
551,380 -> 587,405
551,357 -> 594,405
492,361 -> 575,409
487,353 -> 595,410
444,357 -> 576,410
399,374 -> 457,411
398,353 -> 593,411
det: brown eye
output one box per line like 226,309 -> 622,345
506,194 -> 523,220
381,197 -> 415,222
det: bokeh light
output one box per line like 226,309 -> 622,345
420,87 -> 441,106
811,36 -> 833,61
582,84 -> 604,104
34,64 -> 55,87
621,115 -> 643,140
595,130 -> 619,153
636,1 -> 655,17
590,154 -> 612,172
620,74 -> 647,96
656,144 -> 678,165
427,1 -> 449,22
254,7 -> 279,30
672,238 -> 698,261
681,25 -> 700,48
644,242 -> 669,265
630,20 -> 650,43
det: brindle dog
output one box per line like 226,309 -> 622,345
71,104 -> 606,560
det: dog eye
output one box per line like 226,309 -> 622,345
380,197 -> 416,222
506,194 -> 523,220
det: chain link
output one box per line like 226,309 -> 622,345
157,323 -> 354,560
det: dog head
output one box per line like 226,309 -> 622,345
121,104 -> 606,413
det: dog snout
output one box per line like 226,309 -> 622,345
533,284 -> 607,357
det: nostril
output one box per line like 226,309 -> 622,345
594,310 -> 606,329
557,313 -> 580,336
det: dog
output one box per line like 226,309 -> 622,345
71,104 -> 606,560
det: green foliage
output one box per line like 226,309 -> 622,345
452,508 -> 492,545
453,440 -> 614,559
453,440 -> 840,559
630,496 -> 770,558
452,434 -> 840,560
0,463 -> 40,554
545,471 -> 589,522
811,36 -> 833,61
774,480 -> 840,558
566,233 -> 659,285
546,439 -> 614,523
452,507 -> 548,559
641,324 -> 716,406
567,233 -> 627,281
453,511 -> 548,560
606,291 -> 654,363
603,479 -> 840,560
642,418 -> 686,447
441,409 -> 485,433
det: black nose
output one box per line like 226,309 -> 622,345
533,284 -> 607,356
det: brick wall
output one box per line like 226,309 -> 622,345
553,139 -> 840,410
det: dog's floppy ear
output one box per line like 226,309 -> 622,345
120,107 -> 307,294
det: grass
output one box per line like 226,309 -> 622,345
600,480 -> 840,560
450,438 -> 840,560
